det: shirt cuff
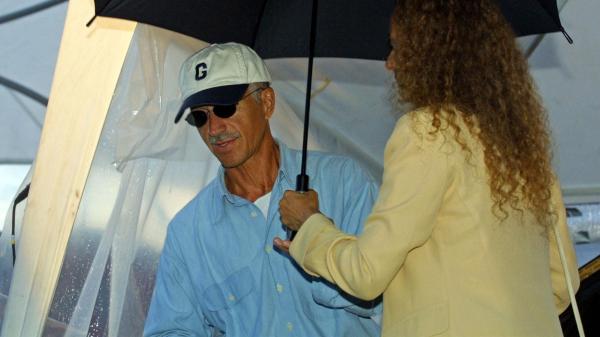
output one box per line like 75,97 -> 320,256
289,213 -> 334,277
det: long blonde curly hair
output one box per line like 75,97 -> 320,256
390,0 -> 555,226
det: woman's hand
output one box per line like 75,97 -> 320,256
279,189 -> 320,231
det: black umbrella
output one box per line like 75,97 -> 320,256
89,0 -> 395,60
87,0 -> 570,193
496,0 -> 571,40
88,0 -> 570,59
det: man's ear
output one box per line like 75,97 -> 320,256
261,87 -> 276,119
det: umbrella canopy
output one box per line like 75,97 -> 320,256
92,0 -> 395,60
91,0 -> 569,61
497,0 -> 569,37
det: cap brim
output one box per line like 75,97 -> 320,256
174,84 -> 249,123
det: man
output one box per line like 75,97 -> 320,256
144,42 -> 380,337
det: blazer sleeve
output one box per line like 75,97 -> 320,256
290,115 -> 452,300
548,179 -> 580,313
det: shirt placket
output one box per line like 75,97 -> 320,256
262,178 -> 301,336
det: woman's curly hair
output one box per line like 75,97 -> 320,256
390,0 -> 555,226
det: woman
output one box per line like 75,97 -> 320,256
274,1 -> 579,336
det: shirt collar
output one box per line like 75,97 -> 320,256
276,140 -> 296,188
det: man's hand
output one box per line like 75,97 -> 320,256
279,189 -> 320,231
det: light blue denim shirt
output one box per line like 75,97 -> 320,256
144,142 -> 380,337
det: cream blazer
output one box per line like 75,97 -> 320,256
290,109 -> 579,337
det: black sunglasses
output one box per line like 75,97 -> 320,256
185,88 -> 265,127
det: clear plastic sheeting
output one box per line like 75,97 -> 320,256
0,1 -> 68,164
21,24 -> 396,337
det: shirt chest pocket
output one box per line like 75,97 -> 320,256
200,267 -> 256,330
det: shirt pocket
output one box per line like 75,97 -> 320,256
292,280 -> 339,323
201,267 -> 256,331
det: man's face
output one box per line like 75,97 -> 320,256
192,88 -> 274,168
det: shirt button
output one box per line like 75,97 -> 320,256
276,283 -> 284,293
287,322 -> 293,332
265,245 -> 272,253
228,294 -> 236,301
250,211 -> 258,218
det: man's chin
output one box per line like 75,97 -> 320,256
221,162 -> 238,169
219,157 -> 243,169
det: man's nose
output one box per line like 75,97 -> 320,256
207,112 -> 226,136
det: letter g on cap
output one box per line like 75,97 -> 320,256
195,63 -> 207,80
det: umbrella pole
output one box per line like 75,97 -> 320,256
296,0 -> 319,193
287,0 -> 318,241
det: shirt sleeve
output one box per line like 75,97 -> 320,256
290,115 -> 451,300
548,179 -> 580,313
143,222 -> 212,337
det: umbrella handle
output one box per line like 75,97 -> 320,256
285,174 -> 310,240
286,228 -> 297,241
296,173 -> 310,192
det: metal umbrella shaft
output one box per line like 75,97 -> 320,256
287,0 -> 318,241
296,0 -> 318,193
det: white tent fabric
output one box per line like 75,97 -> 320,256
0,0 -> 67,163
0,0 -> 599,336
